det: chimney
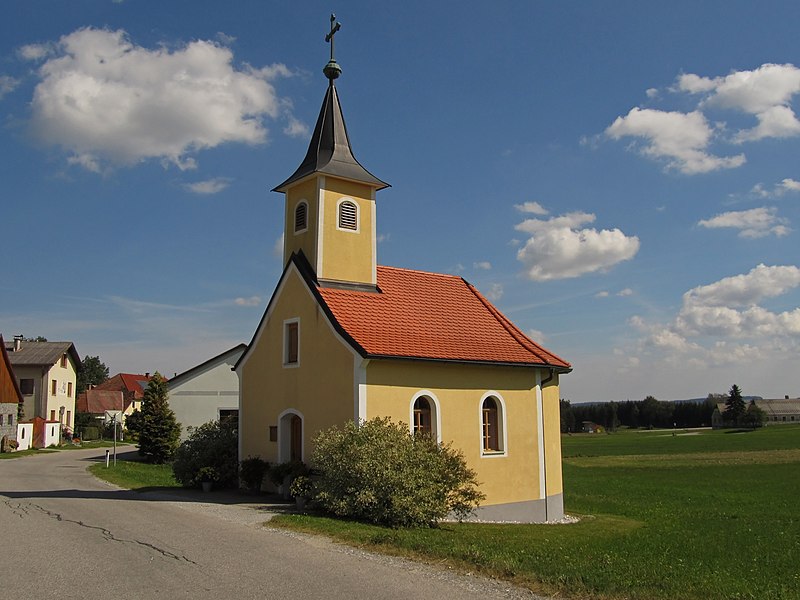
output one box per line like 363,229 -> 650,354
786,395 -> 790,400
13,335 -> 22,352
145,372 -> 150,378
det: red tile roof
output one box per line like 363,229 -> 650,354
76,390 -> 127,414
95,373 -> 164,400
317,266 -> 570,369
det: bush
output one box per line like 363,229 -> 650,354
172,420 -> 238,489
267,460 -> 309,488
311,417 -> 484,527
240,456 -> 269,492
81,426 -> 99,441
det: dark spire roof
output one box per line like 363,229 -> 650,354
273,16 -> 388,192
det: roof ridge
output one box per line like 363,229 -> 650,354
377,264 -> 462,279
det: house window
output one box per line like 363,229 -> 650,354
8,414 -> 12,426
67,382 -> 73,397
337,199 -> 358,231
219,409 -> 238,430
413,397 -> 432,435
66,411 -> 71,427
481,395 -> 505,454
60,353 -> 67,368
20,379 -> 34,395
51,380 -> 57,396
0,415 -> 4,425
284,320 -> 299,366
294,201 -> 308,233
50,410 -> 56,421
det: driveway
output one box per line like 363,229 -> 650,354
0,446 -> 541,599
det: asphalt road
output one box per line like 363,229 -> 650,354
0,447 -> 540,599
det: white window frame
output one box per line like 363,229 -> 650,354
282,318 -> 300,368
408,390 -> 442,444
294,200 -> 309,235
478,391 -> 508,457
336,197 -> 360,233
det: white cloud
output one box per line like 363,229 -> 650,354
515,211 -> 640,281
645,87 -> 659,99
484,283 -> 504,302
0,75 -> 19,99
283,115 -> 309,138
679,64 -> 800,142
631,264 -> 800,369
273,233 -> 284,258
698,207 -> 790,238
234,296 -> 261,307
595,291 -> 610,298
779,178 -> 800,193
606,107 -> 746,174
514,201 -> 549,215
683,264 -> 800,308
617,288 -> 634,297
183,178 -> 232,195
27,27 -> 297,172
18,42 -> 54,61
527,328 -> 547,343
473,261 -> 492,270
751,178 -> 800,198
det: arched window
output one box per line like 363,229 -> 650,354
481,395 -> 505,454
338,200 -> 358,230
413,396 -> 432,435
294,201 -> 308,233
409,391 -> 441,442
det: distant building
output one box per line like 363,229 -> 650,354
91,372 -> 163,413
4,336 -> 80,432
168,344 -> 245,439
0,335 -> 23,448
581,421 -> 604,434
712,397 -> 800,428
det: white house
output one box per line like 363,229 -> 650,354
168,345 -> 245,439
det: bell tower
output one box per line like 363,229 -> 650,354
274,15 -> 389,289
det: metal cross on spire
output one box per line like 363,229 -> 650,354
323,14 -> 342,82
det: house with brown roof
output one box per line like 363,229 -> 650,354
92,372 -> 161,413
4,336 -> 80,433
237,34 -> 571,522
76,389 -> 127,423
0,335 -> 23,448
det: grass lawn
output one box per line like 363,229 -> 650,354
272,425 -> 800,600
88,460 -> 180,490
0,448 -> 58,459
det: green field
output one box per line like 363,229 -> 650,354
273,425 -> 800,599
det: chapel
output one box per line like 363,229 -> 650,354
237,18 -> 571,522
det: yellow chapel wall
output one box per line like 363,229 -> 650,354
364,360 -> 563,507
283,178 -> 319,265
319,177 -> 375,286
239,268 -> 357,463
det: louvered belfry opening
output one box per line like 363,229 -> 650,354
338,200 -> 357,230
295,202 -> 307,232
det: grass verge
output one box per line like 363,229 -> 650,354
88,459 -> 180,490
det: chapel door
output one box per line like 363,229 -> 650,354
290,415 -> 302,461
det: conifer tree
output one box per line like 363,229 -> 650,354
138,373 -> 180,463
723,384 -> 746,426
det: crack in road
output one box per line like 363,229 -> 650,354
2,498 -> 198,565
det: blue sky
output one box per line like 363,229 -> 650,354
2,1 -> 799,403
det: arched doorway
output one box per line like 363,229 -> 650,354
278,410 -> 304,463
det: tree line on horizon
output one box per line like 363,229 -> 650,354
560,395 -> 721,432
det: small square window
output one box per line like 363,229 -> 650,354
51,380 -> 57,396
20,379 -> 34,395
67,382 -> 73,397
